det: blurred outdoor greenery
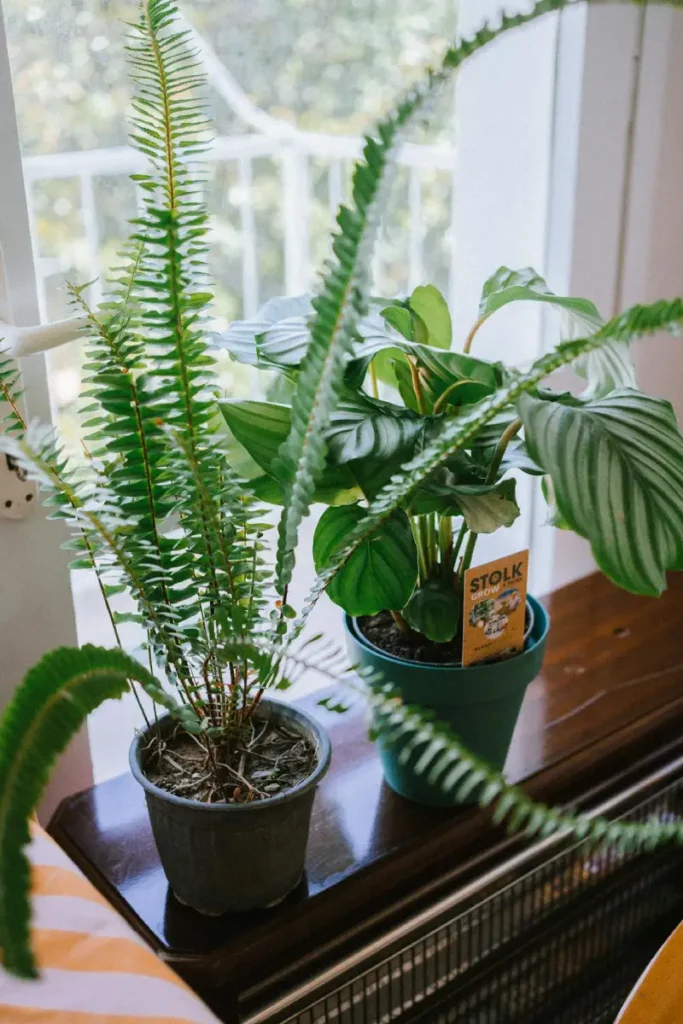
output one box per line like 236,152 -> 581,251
5,0 -> 458,448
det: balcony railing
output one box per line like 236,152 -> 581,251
23,130 -> 455,325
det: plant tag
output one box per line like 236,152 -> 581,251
462,549 -> 529,667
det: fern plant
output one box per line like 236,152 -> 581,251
0,0 -> 299,977
2,0 -> 683,982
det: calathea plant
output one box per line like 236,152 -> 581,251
215,1 -> 683,814
3,0 -> 683,981
219,267 -> 683,647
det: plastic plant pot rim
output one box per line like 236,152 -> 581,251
129,696 -> 331,814
345,595 -> 548,673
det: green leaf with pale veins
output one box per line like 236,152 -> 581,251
478,265 -> 635,399
403,579 -> 462,642
520,388 -> 683,596
220,400 -> 292,475
479,266 -> 602,329
313,504 -> 417,617
220,400 -> 361,505
325,390 -> 423,464
216,295 -> 312,368
411,478 -> 520,532
452,480 -> 521,533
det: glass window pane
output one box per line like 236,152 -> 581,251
5,0 -> 558,780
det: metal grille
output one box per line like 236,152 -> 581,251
248,768 -> 683,1024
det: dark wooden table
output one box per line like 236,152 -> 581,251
50,571 -> 683,1021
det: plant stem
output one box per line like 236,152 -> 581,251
432,379 -> 472,415
417,515 -> 431,579
451,520 -> 468,568
369,362 -> 379,399
410,515 -> 429,584
408,357 -> 427,414
428,513 -> 439,571
390,610 -> 410,633
463,314 -> 489,354
460,530 -> 479,579
485,417 -> 523,483
439,515 -> 454,576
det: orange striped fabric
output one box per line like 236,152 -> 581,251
0,826 -> 221,1024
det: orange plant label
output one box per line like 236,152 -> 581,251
462,549 -> 529,667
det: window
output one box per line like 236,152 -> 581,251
5,1 -> 662,791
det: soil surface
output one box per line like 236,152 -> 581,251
359,611 -> 465,665
358,608 -> 531,666
143,718 -> 316,805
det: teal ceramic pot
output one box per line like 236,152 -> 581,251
345,595 -> 549,808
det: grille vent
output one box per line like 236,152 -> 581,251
247,767 -> 683,1024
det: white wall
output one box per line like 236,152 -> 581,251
626,9 -> 683,420
451,0 -> 558,582
543,5 -> 683,594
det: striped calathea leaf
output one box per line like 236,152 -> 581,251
519,388 -> 683,596
216,294 -> 313,369
219,399 -> 361,506
477,266 -> 636,399
324,389 -> 423,464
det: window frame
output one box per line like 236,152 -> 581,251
1,0 -> 673,803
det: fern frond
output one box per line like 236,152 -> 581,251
125,1 -> 264,649
0,348 -> 26,435
0,645 -> 176,978
274,0 -> 584,595
0,425 -> 191,685
304,298 -> 683,616
70,253 -> 179,620
222,636 -> 683,863
363,685 -> 683,855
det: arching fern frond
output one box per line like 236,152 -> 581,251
274,0 -> 586,594
0,424 -> 191,686
0,645 -> 178,978
303,297 -> 683,618
125,0 -> 242,643
222,636 -> 683,859
0,348 -> 26,435
362,683 -> 683,854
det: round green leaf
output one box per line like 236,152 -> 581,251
403,579 -> 462,642
408,284 -> 452,349
520,388 -> 683,596
313,504 -> 418,616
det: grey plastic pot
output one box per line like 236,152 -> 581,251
129,698 -> 331,915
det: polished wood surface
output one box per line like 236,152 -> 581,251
50,571 -> 683,1013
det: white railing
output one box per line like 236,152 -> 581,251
22,130 -> 455,324
22,14 -> 456,324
